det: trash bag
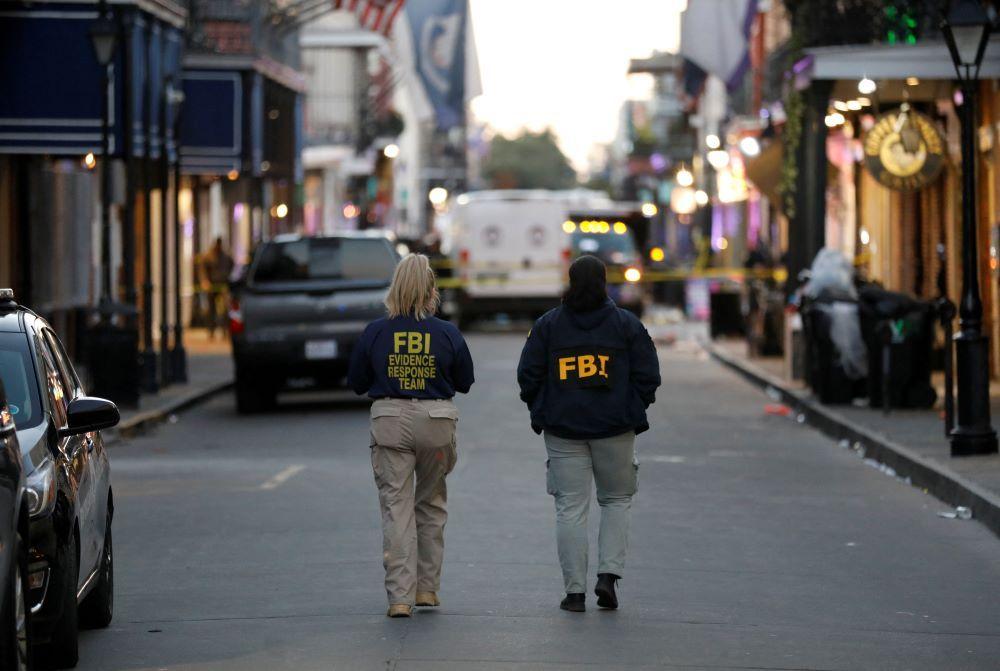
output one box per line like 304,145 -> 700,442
812,301 -> 868,380
801,298 -> 866,404
802,248 -> 857,300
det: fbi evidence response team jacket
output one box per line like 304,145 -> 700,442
517,299 -> 661,440
348,315 -> 475,399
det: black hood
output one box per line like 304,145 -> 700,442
564,298 -> 617,331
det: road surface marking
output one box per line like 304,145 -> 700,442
260,465 -> 305,490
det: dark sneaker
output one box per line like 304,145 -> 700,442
595,573 -> 620,609
560,593 -> 586,612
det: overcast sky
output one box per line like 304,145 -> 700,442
467,0 -> 686,172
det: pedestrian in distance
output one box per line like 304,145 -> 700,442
348,253 -> 475,618
198,237 -> 235,339
517,254 -> 660,612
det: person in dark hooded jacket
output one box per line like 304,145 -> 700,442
517,254 -> 660,612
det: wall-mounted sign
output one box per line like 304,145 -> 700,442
863,107 -> 945,191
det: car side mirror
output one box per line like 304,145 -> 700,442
59,397 -> 120,437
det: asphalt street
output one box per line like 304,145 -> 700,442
77,332 -> 1000,671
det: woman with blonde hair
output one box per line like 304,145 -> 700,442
348,253 -> 475,617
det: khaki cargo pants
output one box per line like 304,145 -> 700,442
370,398 -> 458,606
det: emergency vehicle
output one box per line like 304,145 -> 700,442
442,189 -> 651,325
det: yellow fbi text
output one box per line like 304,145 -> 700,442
558,354 -> 610,380
389,331 -> 437,390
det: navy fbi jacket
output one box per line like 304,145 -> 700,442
517,299 -> 661,440
348,315 -> 475,399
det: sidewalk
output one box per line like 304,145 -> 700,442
705,337 -> 1000,538
113,329 -> 234,440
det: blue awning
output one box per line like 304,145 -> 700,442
179,70 -> 243,175
0,7 -> 116,155
0,4 -> 186,157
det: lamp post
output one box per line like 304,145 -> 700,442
941,0 -> 998,456
168,81 -> 187,383
89,3 -> 117,304
87,3 -> 139,407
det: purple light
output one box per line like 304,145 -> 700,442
650,152 -> 667,172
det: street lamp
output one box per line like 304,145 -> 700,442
89,5 -> 117,304
86,3 -> 140,407
167,81 -> 187,384
941,0 -> 997,456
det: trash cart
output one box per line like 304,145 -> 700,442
858,285 -> 936,409
801,292 -> 867,404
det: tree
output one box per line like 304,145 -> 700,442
482,129 -> 577,190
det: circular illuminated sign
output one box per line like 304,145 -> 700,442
863,108 -> 945,191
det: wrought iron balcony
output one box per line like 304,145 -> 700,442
784,0 -> 943,48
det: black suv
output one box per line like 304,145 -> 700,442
0,291 -> 119,668
0,373 -> 30,670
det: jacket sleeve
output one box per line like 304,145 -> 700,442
347,325 -> 374,396
451,334 -> 475,394
517,321 -> 548,406
628,317 -> 661,407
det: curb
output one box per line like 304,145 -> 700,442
703,340 -> 1000,539
110,379 -> 234,442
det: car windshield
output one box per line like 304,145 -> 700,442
251,238 -> 398,284
571,231 -> 638,265
0,332 -> 42,430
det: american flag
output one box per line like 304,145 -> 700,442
332,0 -> 406,37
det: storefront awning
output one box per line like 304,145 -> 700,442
805,40 -> 1000,80
0,2 -> 184,157
179,71 -> 243,175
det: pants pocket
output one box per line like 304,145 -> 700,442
545,459 -> 558,496
419,406 -> 458,448
371,402 -> 404,447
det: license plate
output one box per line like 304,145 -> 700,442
305,340 -> 338,360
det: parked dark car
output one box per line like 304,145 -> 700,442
229,233 -> 399,413
0,370 -> 31,670
0,291 -> 119,668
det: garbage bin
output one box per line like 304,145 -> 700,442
801,291 -> 867,404
709,289 -> 744,339
86,303 -> 140,409
858,285 -> 936,409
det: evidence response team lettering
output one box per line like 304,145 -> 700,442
388,331 -> 437,390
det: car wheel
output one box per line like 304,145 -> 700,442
0,531 -> 31,671
79,511 -> 113,629
37,529 -> 78,669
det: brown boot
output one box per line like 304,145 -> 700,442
387,604 -> 413,618
416,591 -> 440,607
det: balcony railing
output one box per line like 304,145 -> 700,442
784,0 -> 943,48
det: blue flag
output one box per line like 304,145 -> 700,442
405,0 -> 467,130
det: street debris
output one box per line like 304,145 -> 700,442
937,506 -> 973,520
864,458 -> 897,479
765,386 -> 782,401
764,403 -> 792,416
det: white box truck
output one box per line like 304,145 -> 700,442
439,189 -> 647,326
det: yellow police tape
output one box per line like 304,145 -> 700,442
433,267 -> 787,289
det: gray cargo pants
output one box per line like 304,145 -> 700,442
544,431 -> 638,594
370,398 -> 458,606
